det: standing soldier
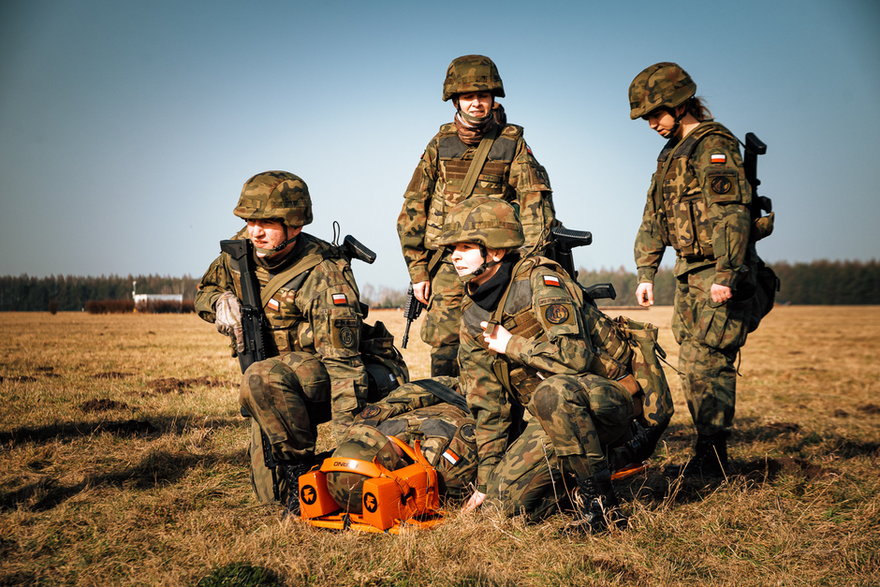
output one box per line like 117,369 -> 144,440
438,197 -> 671,532
195,171 -> 406,511
397,54 -> 556,377
629,63 -> 760,475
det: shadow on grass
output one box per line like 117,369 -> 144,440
0,416 -> 244,447
0,446 -> 246,512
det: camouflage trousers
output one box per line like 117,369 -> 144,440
486,419 -> 566,521
240,351 -> 332,463
673,265 -> 753,436
421,258 -> 461,377
528,373 -> 634,481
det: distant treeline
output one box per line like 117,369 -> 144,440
0,275 -> 198,312
0,259 -> 877,311
362,259 -> 880,308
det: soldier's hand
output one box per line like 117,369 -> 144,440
215,291 -> 244,353
462,490 -> 486,513
710,284 -> 732,303
480,321 -> 511,354
635,282 -> 654,307
413,280 -> 431,305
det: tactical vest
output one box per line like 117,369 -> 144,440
370,403 -> 478,501
229,234 -> 356,353
463,256 -> 633,407
424,123 -> 524,249
649,122 -> 741,259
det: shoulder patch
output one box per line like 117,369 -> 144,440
267,298 -> 280,311
332,293 -> 348,305
544,303 -> 570,324
543,275 -> 561,287
710,153 -> 727,164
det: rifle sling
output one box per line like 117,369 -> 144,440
412,379 -> 470,414
486,256 -> 533,394
259,253 -> 324,309
459,125 -> 499,201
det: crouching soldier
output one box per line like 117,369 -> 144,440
195,171 -> 407,512
437,197 -> 672,532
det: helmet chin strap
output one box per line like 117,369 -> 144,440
459,245 -> 501,284
254,226 -> 299,256
454,97 -> 494,126
668,106 -> 686,138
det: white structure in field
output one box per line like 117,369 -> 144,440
132,281 -> 183,312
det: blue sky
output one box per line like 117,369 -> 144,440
1,0 -> 878,291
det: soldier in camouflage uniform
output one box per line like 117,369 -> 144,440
397,54 -> 557,377
438,197 -> 669,532
325,377 -> 478,511
629,63 -> 760,475
195,171 -> 406,510
327,377 -> 590,521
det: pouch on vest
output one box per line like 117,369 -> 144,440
613,316 -> 674,433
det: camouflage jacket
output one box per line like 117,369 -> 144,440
397,122 -> 556,283
353,377 -> 477,501
634,121 -> 753,288
195,232 -> 370,415
459,255 -> 633,488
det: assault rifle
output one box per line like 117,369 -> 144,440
219,238 -> 279,486
401,284 -> 423,349
543,225 -> 617,306
220,232 -> 377,498
401,248 -> 444,349
743,132 -> 773,221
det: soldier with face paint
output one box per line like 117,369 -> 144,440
196,171 -> 406,512
397,54 -> 556,378
629,63 -> 762,476
439,197 -> 655,533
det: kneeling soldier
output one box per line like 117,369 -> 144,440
195,171 -> 406,511
438,197 -> 671,532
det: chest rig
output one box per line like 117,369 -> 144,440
650,122 -> 737,259
231,238 -> 336,353
465,257 -> 635,407
424,124 -> 522,249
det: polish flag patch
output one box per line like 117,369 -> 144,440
543,275 -> 561,287
332,293 -> 348,305
710,153 -> 727,164
267,298 -> 280,311
442,449 -> 460,466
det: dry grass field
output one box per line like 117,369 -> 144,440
1,306 -> 878,585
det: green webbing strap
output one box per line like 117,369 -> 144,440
486,256 -> 532,394
259,253 -> 324,309
460,125 -> 499,200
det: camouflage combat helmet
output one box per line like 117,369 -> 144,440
436,196 -> 525,249
628,62 -> 696,120
325,424 -> 407,514
442,55 -> 505,102
233,171 -> 313,227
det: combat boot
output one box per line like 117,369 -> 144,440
280,460 -> 313,516
681,431 -> 729,477
608,420 -> 653,472
567,470 -> 628,534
